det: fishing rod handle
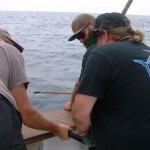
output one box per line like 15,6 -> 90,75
68,131 -> 84,144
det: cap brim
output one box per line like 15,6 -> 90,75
8,38 -> 24,52
68,27 -> 84,41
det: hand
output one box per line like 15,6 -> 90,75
64,101 -> 72,111
54,124 -> 73,140
77,128 -> 89,136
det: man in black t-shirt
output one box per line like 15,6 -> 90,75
64,13 -> 96,111
72,12 -> 150,150
64,14 -> 97,150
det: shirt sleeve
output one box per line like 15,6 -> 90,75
8,54 -> 29,90
79,45 -> 96,81
77,52 -> 112,99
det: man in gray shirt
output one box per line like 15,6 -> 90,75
0,28 -> 72,150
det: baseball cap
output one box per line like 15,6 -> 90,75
92,12 -> 131,36
0,28 -> 23,52
68,13 -> 95,41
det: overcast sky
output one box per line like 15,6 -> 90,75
0,0 -> 149,16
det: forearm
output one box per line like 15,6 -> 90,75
22,106 -> 59,133
11,84 -> 72,140
70,80 -> 80,107
73,115 -> 91,135
64,80 -> 79,111
72,94 -> 97,135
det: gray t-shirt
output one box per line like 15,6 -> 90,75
0,41 -> 29,108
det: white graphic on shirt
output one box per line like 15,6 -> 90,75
133,49 -> 150,77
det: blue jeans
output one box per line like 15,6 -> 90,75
0,94 -> 26,150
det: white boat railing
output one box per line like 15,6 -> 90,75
23,110 -> 89,150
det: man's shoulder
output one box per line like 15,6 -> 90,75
0,41 -> 21,56
86,44 -> 96,53
88,44 -> 96,50
0,42 -> 23,66
84,44 -> 96,56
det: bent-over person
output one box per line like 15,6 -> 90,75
0,28 -> 72,150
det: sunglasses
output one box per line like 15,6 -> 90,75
76,23 -> 90,40
76,30 -> 86,40
91,29 -> 103,38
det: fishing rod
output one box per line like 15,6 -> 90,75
122,0 -> 133,15
33,91 -> 72,95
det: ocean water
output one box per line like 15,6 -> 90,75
0,11 -> 150,112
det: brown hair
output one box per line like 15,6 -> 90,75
109,27 -> 144,43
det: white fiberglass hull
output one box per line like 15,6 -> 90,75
26,136 -> 88,150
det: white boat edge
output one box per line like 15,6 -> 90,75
26,136 -> 89,150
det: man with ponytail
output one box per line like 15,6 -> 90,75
72,12 -> 150,150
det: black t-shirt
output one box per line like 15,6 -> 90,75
77,40 -> 150,150
79,44 -> 96,81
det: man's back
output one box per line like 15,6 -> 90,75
0,41 -> 27,107
88,40 -> 150,150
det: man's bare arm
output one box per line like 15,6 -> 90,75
72,93 -> 97,136
11,84 -> 72,140
64,80 -> 79,111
